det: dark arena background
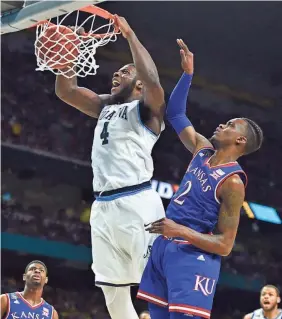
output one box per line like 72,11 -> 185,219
1,1 -> 282,319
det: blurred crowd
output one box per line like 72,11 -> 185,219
1,45 -> 282,209
2,185 -> 282,286
0,276 -> 252,319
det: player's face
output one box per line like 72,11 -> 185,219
23,263 -> 48,288
210,118 -> 247,149
260,287 -> 280,312
111,64 -> 137,97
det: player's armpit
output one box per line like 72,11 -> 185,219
216,175 -> 245,256
179,128 -> 213,154
0,294 -> 8,319
55,72 -> 111,118
52,309 -> 59,319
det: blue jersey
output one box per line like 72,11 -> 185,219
166,147 -> 247,234
4,292 -> 54,319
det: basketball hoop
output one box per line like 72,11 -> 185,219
34,5 -> 120,78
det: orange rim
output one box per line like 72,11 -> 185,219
32,5 -> 119,38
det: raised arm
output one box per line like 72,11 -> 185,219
55,28 -> 111,118
243,314 -> 253,319
166,39 -> 212,154
147,174 -> 245,256
115,16 -> 165,121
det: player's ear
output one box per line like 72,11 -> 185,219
45,277 -> 48,284
136,80 -> 143,91
277,296 -> 281,304
236,135 -> 247,145
23,273 -> 26,282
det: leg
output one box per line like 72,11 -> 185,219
137,237 -> 169,307
101,286 -> 138,319
149,303 -> 169,319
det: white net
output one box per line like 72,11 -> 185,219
34,6 -> 119,78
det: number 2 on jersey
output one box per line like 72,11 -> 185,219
100,122 -> 109,145
174,181 -> 192,205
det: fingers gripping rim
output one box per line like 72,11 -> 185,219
34,5 -> 120,78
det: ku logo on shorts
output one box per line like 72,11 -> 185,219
137,236 -> 221,319
194,275 -> 216,297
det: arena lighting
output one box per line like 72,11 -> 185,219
152,179 -> 281,225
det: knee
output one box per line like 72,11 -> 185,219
101,286 -> 118,305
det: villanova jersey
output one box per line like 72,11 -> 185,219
166,147 -> 247,234
92,100 -> 164,192
251,309 -> 282,318
4,292 -> 54,319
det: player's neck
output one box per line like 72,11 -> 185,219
209,148 -> 238,167
263,307 -> 280,319
124,94 -> 140,103
22,286 -> 43,305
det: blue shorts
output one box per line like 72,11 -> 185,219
137,236 -> 221,319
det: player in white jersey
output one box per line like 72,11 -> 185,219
243,285 -> 282,319
55,15 -> 165,319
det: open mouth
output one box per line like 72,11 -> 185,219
112,79 -> 120,88
32,275 -> 41,280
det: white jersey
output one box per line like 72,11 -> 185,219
251,309 -> 282,319
91,99 -> 163,192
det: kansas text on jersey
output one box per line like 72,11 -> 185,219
4,292 -> 54,319
166,147 -> 247,234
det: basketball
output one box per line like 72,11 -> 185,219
35,25 -> 80,70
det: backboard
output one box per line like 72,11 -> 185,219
1,0 -> 106,35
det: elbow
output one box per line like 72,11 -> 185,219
219,244 -> 233,257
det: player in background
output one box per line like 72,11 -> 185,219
243,285 -> 281,319
137,39 -> 264,319
55,15 -> 165,319
1,260 -> 58,319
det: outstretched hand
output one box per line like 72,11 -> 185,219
114,15 -> 133,39
145,218 -> 183,238
177,39 -> 194,75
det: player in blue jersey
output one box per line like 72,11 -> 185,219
137,39 -> 264,319
1,260 -> 59,319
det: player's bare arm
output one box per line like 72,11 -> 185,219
55,27 -> 111,118
167,39 -> 212,154
0,294 -> 8,319
115,15 -> 165,135
53,309 -> 59,319
243,314 -> 253,319
147,174 -> 245,256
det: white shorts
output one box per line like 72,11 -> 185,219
90,188 -> 165,286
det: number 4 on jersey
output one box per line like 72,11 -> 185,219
100,122 -> 109,145
174,181 -> 192,205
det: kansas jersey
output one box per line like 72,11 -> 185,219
92,100 -> 163,192
251,309 -> 282,319
166,147 -> 247,234
4,292 -> 54,319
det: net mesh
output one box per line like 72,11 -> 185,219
34,6 -> 119,78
